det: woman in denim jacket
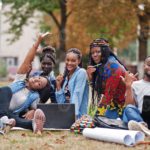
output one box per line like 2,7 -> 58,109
56,48 -> 89,119
0,32 -> 50,134
30,46 -> 57,104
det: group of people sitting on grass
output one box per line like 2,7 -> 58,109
0,32 -> 150,136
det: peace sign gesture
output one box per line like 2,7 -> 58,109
120,71 -> 138,88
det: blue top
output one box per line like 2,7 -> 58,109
56,67 -> 89,118
9,80 -> 39,114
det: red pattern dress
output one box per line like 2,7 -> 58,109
96,56 -> 126,118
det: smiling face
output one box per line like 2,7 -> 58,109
65,52 -> 80,73
28,76 -> 48,90
90,47 -> 101,64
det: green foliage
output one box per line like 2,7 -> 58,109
118,40 -> 137,62
3,0 -> 60,43
73,0 -> 137,48
88,104 -> 97,118
0,60 -> 7,77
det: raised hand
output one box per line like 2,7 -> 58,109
120,71 -> 138,88
38,32 -> 52,41
86,66 -> 96,81
17,32 -> 52,74
56,74 -> 64,90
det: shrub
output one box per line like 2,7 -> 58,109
0,59 -> 7,77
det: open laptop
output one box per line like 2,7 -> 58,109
142,96 -> 150,128
142,95 -> 150,116
37,103 -> 75,129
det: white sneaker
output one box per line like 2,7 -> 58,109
128,120 -> 150,136
0,116 -> 16,133
0,119 -> 4,135
32,109 -> 46,134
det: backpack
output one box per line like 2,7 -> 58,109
94,115 -> 128,130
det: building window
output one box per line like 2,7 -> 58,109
6,57 -> 18,66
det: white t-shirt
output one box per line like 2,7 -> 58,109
132,79 -> 150,113
9,74 -> 39,111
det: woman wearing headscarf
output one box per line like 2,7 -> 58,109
87,38 -> 127,119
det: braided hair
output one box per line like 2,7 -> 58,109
37,75 -> 52,103
40,46 -> 56,65
62,48 -> 83,87
39,46 -> 56,103
89,38 -> 127,104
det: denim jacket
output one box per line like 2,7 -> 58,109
56,67 -> 89,118
9,81 -> 39,114
31,70 -> 56,103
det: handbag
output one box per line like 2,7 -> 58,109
94,115 -> 128,130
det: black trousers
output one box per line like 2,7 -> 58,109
141,114 -> 150,129
0,86 -> 32,130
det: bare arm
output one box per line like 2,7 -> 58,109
17,32 -> 51,74
56,74 -> 64,91
125,86 -> 136,105
121,71 -> 138,105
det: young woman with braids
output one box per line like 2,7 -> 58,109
87,38 -> 127,119
30,46 -> 57,104
56,48 -> 89,119
20,46 -> 57,121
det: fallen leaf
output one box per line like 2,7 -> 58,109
60,135 -> 67,139
16,145 -> 20,149
21,133 -> 26,137
55,138 -> 65,144
46,131 -> 52,136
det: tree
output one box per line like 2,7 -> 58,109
71,0 -> 137,49
130,0 -> 150,61
3,0 -> 72,61
3,0 -> 150,63
71,0 -> 150,62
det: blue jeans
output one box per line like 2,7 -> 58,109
105,108 -> 119,119
123,104 -> 143,123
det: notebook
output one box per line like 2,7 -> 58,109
37,103 -> 75,129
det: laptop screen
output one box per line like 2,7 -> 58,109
142,95 -> 150,116
37,103 -> 75,129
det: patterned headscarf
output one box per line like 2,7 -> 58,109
90,38 -> 109,49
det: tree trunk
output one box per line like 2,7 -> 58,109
137,13 -> 149,78
58,28 -> 66,61
138,15 -> 149,61
58,0 -> 67,62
